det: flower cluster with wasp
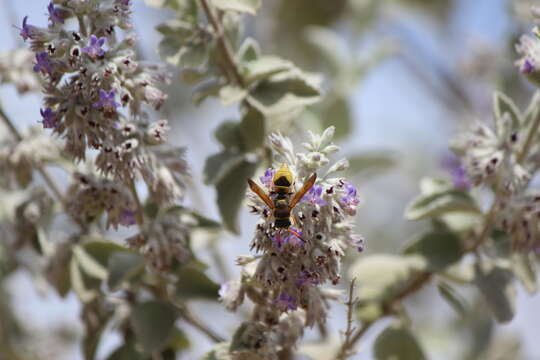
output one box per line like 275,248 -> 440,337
219,127 -> 364,357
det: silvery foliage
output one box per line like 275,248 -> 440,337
452,10 -> 540,254
21,0 -> 188,223
219,127 -> 363,358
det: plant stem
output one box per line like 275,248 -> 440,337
127,177 -> 144,226
199,0 -> 245,87
336,278 -> 358,360
178,306 -> 225,343
0,106 -> 65,203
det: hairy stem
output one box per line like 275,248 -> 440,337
336,278 -> 358,360
199,0 -> 245,87
178,306 -> 225,343
0,106 -> 65,203
127,178 -> 144,226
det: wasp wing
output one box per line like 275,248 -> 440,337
289,173 -> 317,209
247,179 -> 275,209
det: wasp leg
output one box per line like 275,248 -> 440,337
287,228 -> 307,243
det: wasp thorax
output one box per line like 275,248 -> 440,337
273,163 -> 294,188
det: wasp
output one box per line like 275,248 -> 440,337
247,164 -> 317,236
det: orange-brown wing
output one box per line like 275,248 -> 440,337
247,179 -> 274,209
289,173 -> 317,209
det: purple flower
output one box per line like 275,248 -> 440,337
273,293 -> 297,312
521,59 -> 536,74
348,234 -> 365,253
295,271 -> 319,287
339,181 -> 360,215
19,16 -> 34,41
40,108 -> 58,129
47,2 -> 64,24
271,228 -> 304,250
82,35 -> 107,59
94,89 -> 120,110
302,184 -> 326,206
33,52 -> 53,74
441,153 -> 471,190
260,168 -> 275,189
119,209 -> 136,226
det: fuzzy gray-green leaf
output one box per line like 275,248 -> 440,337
204,151 -> 244,185
374,323 -> 427,360
405,189 -> 480,220
511,253 -> 538,295
107,251 -> 145,290
403,231 -> 463,271
216,159 -> 257,233
131,301 -> 178,353
175,265 -> 220,300
437,281 -> 468,315
240,105 -> 265,151
211,0 -> 261,15
474,265 -> 516,323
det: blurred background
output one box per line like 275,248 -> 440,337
1,0 -> 539,359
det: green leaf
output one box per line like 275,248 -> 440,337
107,252 -> 145,290
69,257 -> 99,303
349,255 -> 427,322
405,189 -> 480,221
107,341 -> 143,360
211,0 -> 261,15
237,37 -> 260,62
349,254 -> 428,302
219,85 -> 247,106
193,80 -> 223,105
169,328 -> 191,351
419,177 -> 453,195
181,68 -> 208,85
403,231 -> 463,271
73,246 -> 108,280
241,56 -> 293,85
203,151 -> 244,185
156,20 -> 194,38
175,265 -> 220,300
214,121 -> 244,149
131,301 -> 178,353
240,105 -> 265,151
493,91 -> 521,128
216,159 -> 257,233
304,26 -> 346,73
511,253 -> 538,295
346,150 -> 396,178
319,96 -> 351,140
201,343 -> 232,360
474,265 -> 516,323
374,323 -> 427,360
437,281 -> 468,315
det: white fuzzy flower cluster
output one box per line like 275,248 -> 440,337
219,127 -> 364,358
0,127 -> 63,189
67,172 -> 136,229
0,48 -> 40,94
126,210 -> 191,272
21,0 -> 187,206
451,113 -> 529,194
497,192 -> 540,253
515,7 -> 540,75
